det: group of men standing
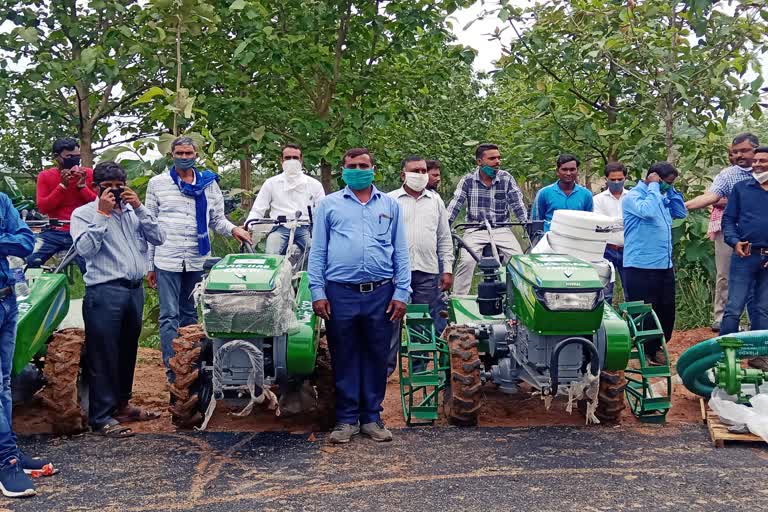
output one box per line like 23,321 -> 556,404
0,131 -> 766,497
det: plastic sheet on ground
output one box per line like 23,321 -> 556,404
199,259 -> 299,337
709,389 -> 768,443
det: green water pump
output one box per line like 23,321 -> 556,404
715,338 -> 768,402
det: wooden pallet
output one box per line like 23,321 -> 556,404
699,399 -> 765,448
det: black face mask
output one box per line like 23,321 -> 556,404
100,186 -> 124,203
60,155 -> 81,169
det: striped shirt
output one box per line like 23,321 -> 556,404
70,200 -> 166,286
387,187 -> 454,275
145,172 -> 235,272
446,168 -> 528,225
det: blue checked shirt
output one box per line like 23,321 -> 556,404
710,165 -> 753,197
446,168 -> 528,225
0,193 -> 35,289
71,200 -> 166,286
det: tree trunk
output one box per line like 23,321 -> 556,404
239,151 -> 253,211
80,124 -> 95,168
664,97 -> 677,166
320,159 -> 333,194
606,62 -> 619,162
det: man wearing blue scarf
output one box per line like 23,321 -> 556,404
145,137 -> 251,384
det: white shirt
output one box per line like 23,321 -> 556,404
592,188 -> 627,246
246,173 -> 325,222
387,186 -> 454,275
145,172 -> 235,272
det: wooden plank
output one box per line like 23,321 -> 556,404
701,400 -> 764,448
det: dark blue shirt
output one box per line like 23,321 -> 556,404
722,178 -> 768,248
0,192 -> 35,289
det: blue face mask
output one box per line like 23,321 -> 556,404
480,165 -> 497,179
173,157 -> 197,170
342,168 -> 375,190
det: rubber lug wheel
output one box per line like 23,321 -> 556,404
168,325 -> 208,429
443,326 -> 482,426
37,328 -> 87,434
578,370 -> 627,424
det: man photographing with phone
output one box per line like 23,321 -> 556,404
71,161 -> 166,438
29,137 -> 93,273
721,147 -> 768,370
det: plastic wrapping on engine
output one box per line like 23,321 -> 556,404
200,259 -> 299,336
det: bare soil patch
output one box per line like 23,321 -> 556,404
14,328 -> 717,435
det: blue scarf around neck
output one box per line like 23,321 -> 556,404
170,166 -> 219,256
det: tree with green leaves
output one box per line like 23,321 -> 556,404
487,0 -> 767,188
0,0 -> 169,167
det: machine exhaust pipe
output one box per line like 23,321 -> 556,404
548,337 -> 600,394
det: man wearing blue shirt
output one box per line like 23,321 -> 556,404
623,162 -> 687,365
309,147 -> 410,444
532,154 -> 594,231
721,147 -> 768,370
0,192 -> 55,498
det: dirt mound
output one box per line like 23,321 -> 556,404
14,327 -> 715,435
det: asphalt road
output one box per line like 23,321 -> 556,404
7,424 -> 768,512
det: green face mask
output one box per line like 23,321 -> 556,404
342,168 -> 375,190
480,165 -> 497,179
659,182 -> 672,194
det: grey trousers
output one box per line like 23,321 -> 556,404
453,228 -> 522,295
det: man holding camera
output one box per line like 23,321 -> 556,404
71,161 -> 166,438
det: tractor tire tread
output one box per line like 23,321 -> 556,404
169,330 -> 205,429
37,328 -> 87,434
443,326 -> 482,427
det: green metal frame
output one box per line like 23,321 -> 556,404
399,305 -> 449,426
620,301 -> 672,423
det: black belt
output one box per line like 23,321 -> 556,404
330,279 -> 391,294
0,287 -> 12,299
104,278 -> 143,289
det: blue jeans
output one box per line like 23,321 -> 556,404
265,226 -> 310,255
27,230 -> 86,274
326,281 -> 395,425
157,269 -> 205,382
603,247 -> 626,304
0,295 -> 18,463
721,254 -> 768,335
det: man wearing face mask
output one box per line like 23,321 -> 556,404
592,162 -> 629,303
246,144 -> 325,255
686,133 -> 760,332
623,162 -> 687,366
145,136 -> 252,384
447,144 -> 528,295
71,161 -> 166,438
531,153 -> 594,232
29,137 -> 93,274
308,147 -> 410,444
386,156 -> 453,376
721,147 -> 768,370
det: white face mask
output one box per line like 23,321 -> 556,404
282,159 -> 303,178
754,171 -> 768,184
404,172 -> 429,192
